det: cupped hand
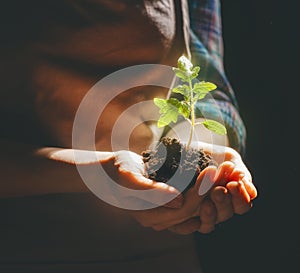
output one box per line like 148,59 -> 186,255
99,146 -> 257,235
167,143 -> 258,235
99,150 -> 184,209
101,150 -> 212,230
101,150 -> 216,230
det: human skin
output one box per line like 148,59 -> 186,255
0,39 -> 257,234
122,144 -> 257,234
0,134 -> 257,235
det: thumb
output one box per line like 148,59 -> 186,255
196,166 -> 218,196
119,170 -> 184,209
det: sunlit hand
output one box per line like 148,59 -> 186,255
100,150 -> 184,209
167,143 -> 257,234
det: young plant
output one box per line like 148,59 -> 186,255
154,55 -> 227,148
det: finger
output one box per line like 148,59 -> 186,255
131,190 -> 203,228
210,186 -> 234,223
101,158 -> 184,209
218,163 -> 257,201
119,171 -> 184,208
112,151 -> 184,207
114,151 -> 145,174
198,198 -> 217,234
131,167 -> 221,228
240,177 -> 258,200
213,161 -> 235,186
228,168 -> 246,181
130,206 -> 183,228
131,182 -> 209,228
214,161 -> 257,202
100,151 -> 186,210
196,165 -> 218,196
149,169 -> 218,227
226,181 -> 252,215
167,218 -> 201,235
225,155 -> 257,200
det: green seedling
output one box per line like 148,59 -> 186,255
154,55 -> 227,148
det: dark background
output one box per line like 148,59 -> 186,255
0,1 -> 298,273
196,1 -> 299,273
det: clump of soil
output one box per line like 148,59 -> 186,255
142,137 -> 217,191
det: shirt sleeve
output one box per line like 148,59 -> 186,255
188,0 -> 246,155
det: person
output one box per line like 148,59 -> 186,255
0,0 -> 257,272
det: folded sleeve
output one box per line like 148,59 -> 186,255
188,0 -> 246,154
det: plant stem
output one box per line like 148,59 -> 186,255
187,78 -> 195,149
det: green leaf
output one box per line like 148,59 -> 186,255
193,81 -> 217,100
194,81 -> 217,92
172,85 -> 190,98
190,66 -> 200,80
178,101 -> 190,118
201,120 -> 227,135
172,68 -> 189,82
153,98 -> 167,110
154,98 -> 181,128
154,56 -> 225,138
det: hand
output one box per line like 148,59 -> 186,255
48,147 -> 213,231
100,150 -> 184,209
100,146 -> 257,235
102,151 -> 220,229
167,143 -> 257,235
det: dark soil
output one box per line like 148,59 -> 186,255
142,137 -> 217,192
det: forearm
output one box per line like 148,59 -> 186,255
188,0 -> 246,154
0,139 -> 112,198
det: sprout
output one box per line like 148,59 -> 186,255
154,55 -> 227,148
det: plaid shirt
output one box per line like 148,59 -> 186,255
188,0 -> 246,154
